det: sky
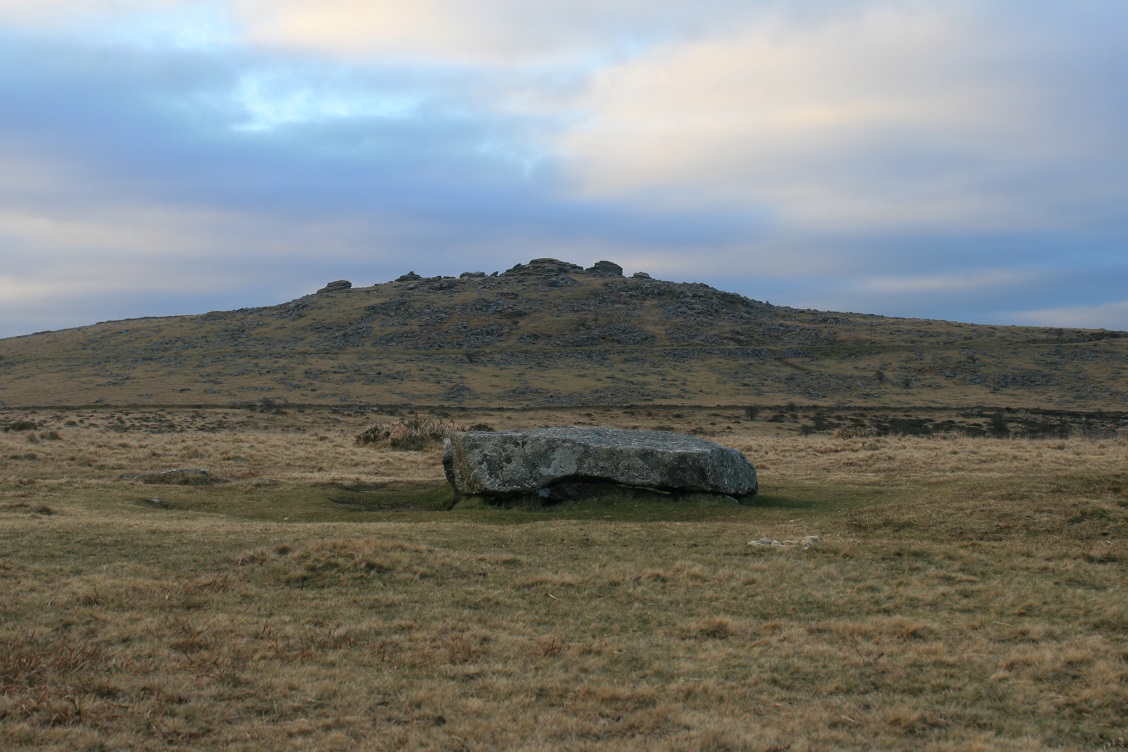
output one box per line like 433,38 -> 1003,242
1,0 -> 1126,338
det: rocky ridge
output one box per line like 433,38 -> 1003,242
0,258 -> 1124,408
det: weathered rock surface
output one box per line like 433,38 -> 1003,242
587,260 -> 624,277
316,280 -> 352,294
443,426 -> 758,500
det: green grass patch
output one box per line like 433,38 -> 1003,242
448,488 -> 760,523
124,482 -> 457,522
119,478 -> 886,525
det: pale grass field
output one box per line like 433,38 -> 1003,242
1,408 -> 1126,751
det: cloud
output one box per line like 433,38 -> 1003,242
230,0 -> 761,65
0,1 -> 235,50
558,3 -> 1128,235
1009,301 -> 1128,332
0,32 -> 764,337
788,254 -> 1128,329
853,269 -> 1036,296
0,2 -> 1125,339
2,0 -> 765,62
0,0 -> 172,24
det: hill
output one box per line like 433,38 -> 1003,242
0,258 -> 1124,410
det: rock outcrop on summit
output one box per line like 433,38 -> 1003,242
587,260 -> 624,277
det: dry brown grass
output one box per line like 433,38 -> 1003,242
1,407 -> 1126,750
355,415 -> 481,450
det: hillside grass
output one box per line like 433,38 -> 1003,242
1,408 -> 1126,750
1,270 -> 1124,408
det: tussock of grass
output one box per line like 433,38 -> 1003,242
355,415 -> 469,450
0,502 -> 55,515
137,468 -> 217,486
236,537 -> 453,587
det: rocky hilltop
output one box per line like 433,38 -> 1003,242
0,258 -> 1124,408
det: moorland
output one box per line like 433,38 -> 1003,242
1,259 -> 1126,750
0,258 -> 1124,410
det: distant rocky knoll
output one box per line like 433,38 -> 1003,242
0,258 -> 1124,409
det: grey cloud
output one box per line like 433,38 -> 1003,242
2,3 -> 1127,337
0,33 -> 763,337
